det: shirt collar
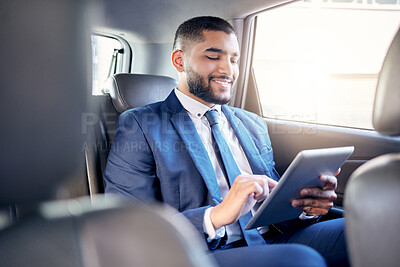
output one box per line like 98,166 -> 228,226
174,88 -> 222,119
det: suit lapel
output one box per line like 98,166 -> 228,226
222,106 -> 268,175
166,91 -> 221,204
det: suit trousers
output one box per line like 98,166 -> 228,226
211,218 -> 348,267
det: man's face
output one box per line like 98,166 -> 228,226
184,30 -> 240,105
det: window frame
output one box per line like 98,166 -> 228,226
91,32 -> 133,94
247,1 -> 400,131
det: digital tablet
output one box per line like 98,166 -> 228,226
245,146 -> 354,229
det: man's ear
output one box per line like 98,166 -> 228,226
171,49 -> 185,73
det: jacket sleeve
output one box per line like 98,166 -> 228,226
104,111 -> 226,250
104,111 -> 161,202
180,207 -> 227,250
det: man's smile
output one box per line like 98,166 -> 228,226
211,77 -> 234,89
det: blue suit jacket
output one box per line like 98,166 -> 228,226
104,91 -> 281,249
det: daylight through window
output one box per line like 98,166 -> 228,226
253,0 -> 400,129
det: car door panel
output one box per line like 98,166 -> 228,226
266,119 -> 400,206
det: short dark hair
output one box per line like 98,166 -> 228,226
173,16 -> 237,52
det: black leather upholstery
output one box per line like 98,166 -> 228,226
85,73 -> 177,195
345,28 -> 400,267
104,73 -> 177,113
90,73 -> 176,153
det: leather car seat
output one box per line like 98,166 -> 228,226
344,27 -> 400,267
85,74 -> 177,195
0,1 -> 215,266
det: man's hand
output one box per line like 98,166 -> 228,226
291,169 -> 340,216
210,174 -> 278,229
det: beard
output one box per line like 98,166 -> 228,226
186,66 -> 233,105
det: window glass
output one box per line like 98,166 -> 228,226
91,35 -> 122,95
253,0 -> 400,129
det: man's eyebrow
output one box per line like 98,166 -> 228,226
204,47 -> 240,57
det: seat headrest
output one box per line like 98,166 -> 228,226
0,0 -> 88,205
373,28 -> 400,136
104,74 -> 177,113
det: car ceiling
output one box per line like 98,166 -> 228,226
93,0 -> 294,43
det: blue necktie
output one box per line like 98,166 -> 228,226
205,109 -> 265,246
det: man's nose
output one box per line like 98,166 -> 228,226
218,58 -> 234,76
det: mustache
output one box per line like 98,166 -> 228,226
209,75 -> 234,82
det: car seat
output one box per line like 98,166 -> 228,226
344,27 -> 400,267
85,74 -> 177,195
0,1 -> 215,266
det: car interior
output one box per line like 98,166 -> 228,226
1,0 -> 399,266
344,28 -> 400,267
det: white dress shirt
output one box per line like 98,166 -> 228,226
174,88 -> 313,244
174,88 -> 256,243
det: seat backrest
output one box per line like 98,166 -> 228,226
0,0 -> 88,206
344,27 -> 400,267
0,2 -> 215,266
101,73 -> 177,143
0,196 -> 216,267
372,28 -> 400,136
85,73 -> 177,195
105,73 -> 177,114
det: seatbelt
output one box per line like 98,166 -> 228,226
107,48 -> 124,78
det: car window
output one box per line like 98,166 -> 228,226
253,0 -> 400,129
91,35 -> 128,95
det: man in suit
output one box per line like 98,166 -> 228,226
104,16 -> 348,266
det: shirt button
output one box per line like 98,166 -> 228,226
197,113 -> 201,117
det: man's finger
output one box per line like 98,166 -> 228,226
300,188 -> 337,201
320,175 -> 337,190
251,182 -> 265,199
253,175 -> 272,195
267,178 -> 278,191
237,175 -> 273,196
292,198 -> 333,211
302,207 -> 330,216
234,179 -> 266,199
